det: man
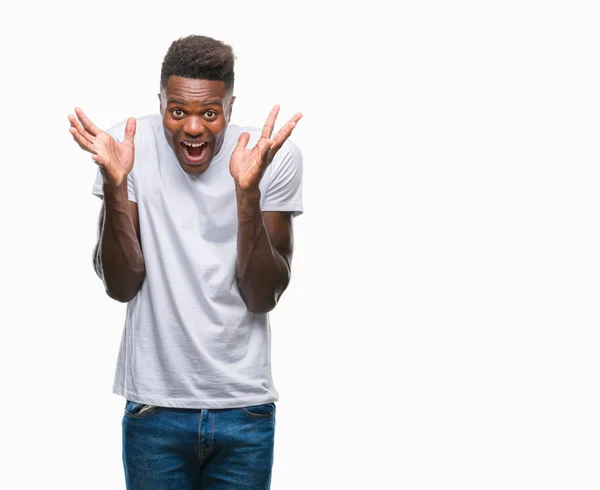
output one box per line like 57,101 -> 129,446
68,34 -> 303,489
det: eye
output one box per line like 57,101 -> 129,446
205,110 -> 218,120
171,108 -> 184,118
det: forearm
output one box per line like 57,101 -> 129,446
95,184 -> 145,302
236,188 -> 290,313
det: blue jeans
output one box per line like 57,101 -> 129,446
122,400 -> 276,489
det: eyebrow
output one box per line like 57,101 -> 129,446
167,98 -> 188,105
200,99 -> 224,107
167,98 -> 224,106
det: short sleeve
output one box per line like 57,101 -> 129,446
91,121 -> 137,202
261,140 -> 303,217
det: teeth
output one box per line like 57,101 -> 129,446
182,141 -> 206,148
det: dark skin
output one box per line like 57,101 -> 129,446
159,76 -> 233,176
69,77 -> 302,312
69,110 -> 144,302
229,104 -> 302,312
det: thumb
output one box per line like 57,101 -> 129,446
234,132 -> 250,151
124,117 -> 136,144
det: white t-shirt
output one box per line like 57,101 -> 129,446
92,114 -> 303,408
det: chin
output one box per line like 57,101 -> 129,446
180,162 -> 210,175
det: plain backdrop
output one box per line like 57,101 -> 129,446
1,0 -> 599,488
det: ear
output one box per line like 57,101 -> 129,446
157,93 -> 163,114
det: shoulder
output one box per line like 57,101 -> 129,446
277,138 -> 302,162
270,138 -> 303,178
105,115 -> 163,181
225,123 -> 261,146
106,114 -> 161,143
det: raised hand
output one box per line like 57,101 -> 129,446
69,108 -> 136,189
230,105 -> 302,191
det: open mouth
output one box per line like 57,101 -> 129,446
180,141 -> 208,165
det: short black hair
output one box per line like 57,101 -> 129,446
160,35 -> 235,92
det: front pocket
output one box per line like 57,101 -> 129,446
240,403 -> 276,418
124,400 -> 159,419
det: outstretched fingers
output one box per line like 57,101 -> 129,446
261,105 -> 280,139
268,112 -> 303,161
74,107 -> 102,137
258,139 -> 273,168
69,124 -> 95,153
68,114 -> 95,151
234,132 -> 251,152
123,117 -> 137,144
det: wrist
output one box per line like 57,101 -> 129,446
235,186 -> 262,223
235,185 -> 261,203
102,181 -> 129,205
100,166 -> 128,192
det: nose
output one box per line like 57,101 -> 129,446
183,116 -> 206,137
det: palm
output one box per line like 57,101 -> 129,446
230,105 -> 303,190
95,132 -> 135,187
230,138 -> 272,190
68,108 -> 136,189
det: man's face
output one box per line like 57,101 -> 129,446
160,76 -> 235,175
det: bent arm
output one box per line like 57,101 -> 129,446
236,187 -> 293,314
93,184 -> 146,302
